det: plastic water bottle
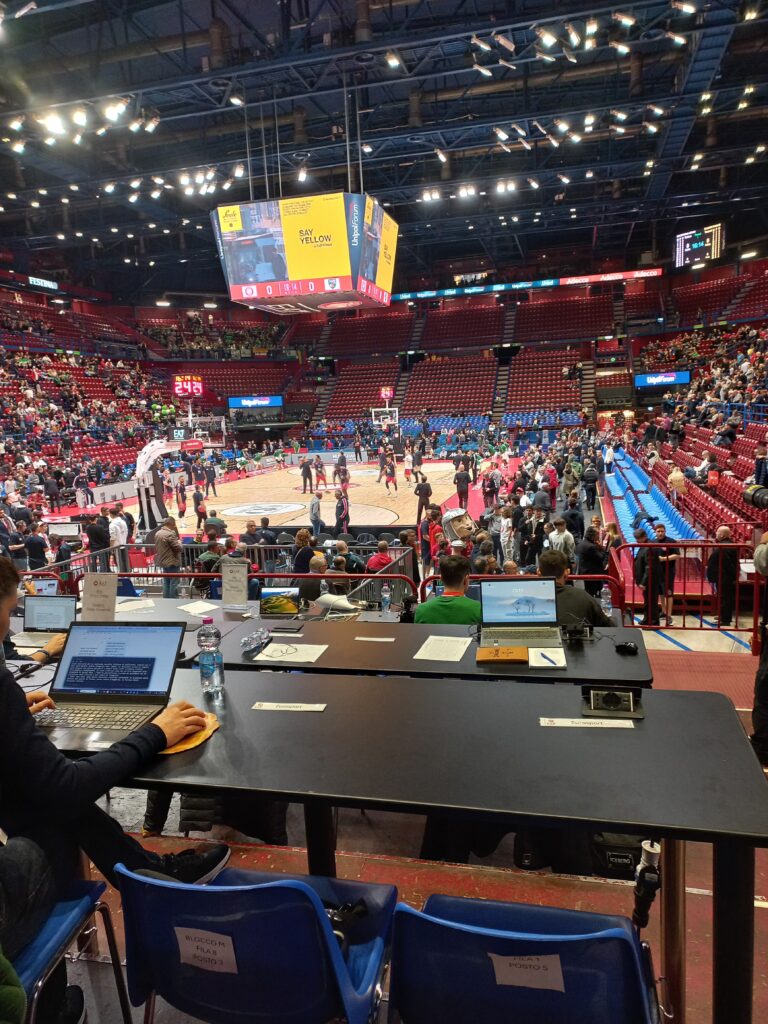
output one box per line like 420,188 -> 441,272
381,583 -> 391,614
197,617 -> 224,696
600,585 -> 613,619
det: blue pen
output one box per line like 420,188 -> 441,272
541,652 -> 557,666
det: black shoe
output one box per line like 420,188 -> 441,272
158,843 -> 231,884
58,985 -> 86,1024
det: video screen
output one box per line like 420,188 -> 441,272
260,587 -> 300,615
635,371 -> 691,389
481,579 -> 557,624
52,624 -> 182,696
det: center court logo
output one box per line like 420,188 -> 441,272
223,503 -> 304,516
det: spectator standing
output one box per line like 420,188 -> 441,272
414,476 -> 433,523
454,465 -> 471,510
25,523 -> 49,571
204,463 -> 218,497
334,488 -> 350,536
549,517 -> 576,569
582,462 -> 599,511
633,528 -> 662,626
706,525 -> 740,626
309,491 -> 324,538
108,507 -> 128,571
300,458 -> 313,494
154,517 -> 183,598
654,523 -> 680,627
576,526 -> 608,597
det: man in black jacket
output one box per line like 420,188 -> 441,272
706,525 -> 739,626
414,476 -> 433,523
633,527 -> 662,625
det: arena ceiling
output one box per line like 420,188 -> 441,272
0,0 -> 765,300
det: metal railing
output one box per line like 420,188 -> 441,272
419,572 -> 620,608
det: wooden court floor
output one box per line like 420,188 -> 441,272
169,460 -> 460,536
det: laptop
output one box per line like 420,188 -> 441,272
14,595 -> 77,649
28,578 -> 60,597
34,622 -> 185,751
259,586 -> 300,618
479,579 -> 563,648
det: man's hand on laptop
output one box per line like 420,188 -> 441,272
27,691 -> 56,715
30,633 -> 67,664
153,701 -> 208,747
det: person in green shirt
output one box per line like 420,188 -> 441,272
414,555 -> 481,625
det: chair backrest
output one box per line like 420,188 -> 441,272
389,903 -> 653,1024
116,576 -> 139,597
208,578 -> 222,599
116,867 -> 352,1024
276,532 -> 294,545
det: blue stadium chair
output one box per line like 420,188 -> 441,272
13,880 -> 131,1024
115,864 -> 397,1024
208,578 -> 222,599
389,896 -> 658,1024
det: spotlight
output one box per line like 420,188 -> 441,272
56,233 -> 65,240
194,171 -> 205,184
527,177 -> 540,189
361,143 -> 373,153
104,182 -> 116,193
744,7 -> 758,19
644,122 -> 659,133
563,47 -> 577,63
611,109 -> 628,121
9,117 -> 24,131
566,22 -> 580,46
72,133 -> 82,145
535,47 -> 556,62
584,37 -> 596,50
554,119 -> 570,133
510,123 -> 526,137
60,196 -> 69,203
184,185 -> 194,196
610,124 -> 626,134
557,173 -> 570,183
547,135 -> 560,148
435,148 -> 447,163
297,166 -> 307,182
610,41 -> 630,55
129,177 -> 141,188
10,140 -> 24,153
152,175 -> 164,185
568,132 -> 582,143
30,199 -> 39,207
494,126 -> 510,141
95,126 -> 108,136
104,98 -> 128,121
69,183 -> 78,191
473,60 -> 493,76
44,136 -> 56,146
585,18 -> 598,35
233,163 -> 245,177
671,1 -> 696,11
128,116 -> 143,132
150,189 -> 162,198
666,32 -> 686,45
613,11 -> 636,26
535,26 -> 558,47
229,85 -> 245,106
498,58 -> 517,69
144,111 -> 160,133
471,34 -> 491,51
648,105 -> 664,116
71,107 -> 88,127
41,112 -> 66,135
128,192 -> 139,202
222,179 -> 233,190
585,169 -> 594,178
385,50 -> 401,68
519,138 -> 532,151
493,33 -> 516,53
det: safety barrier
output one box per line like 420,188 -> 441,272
419,572 -> 622,611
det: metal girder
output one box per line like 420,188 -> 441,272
644,6 -> 738,200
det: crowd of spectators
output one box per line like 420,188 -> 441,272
142,314 -> 283,360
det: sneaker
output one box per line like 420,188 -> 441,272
58,985 -> 86,1024
158,843 -> 231,884
665,617 -> 674,627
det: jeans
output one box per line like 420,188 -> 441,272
162,564 -> 180,598
310,518 -> 322,538
0,837 -> 57,960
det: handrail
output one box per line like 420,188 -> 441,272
418,572 -> 618,605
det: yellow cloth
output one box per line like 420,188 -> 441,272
159,713 -> 219,755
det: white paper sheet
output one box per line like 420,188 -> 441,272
116,599 -> 157,612
253,643 -> 328,665
178,601 -> 219,615
413,635 -> 472,662
528,648 -> 567,669
252,701 -> 327,712
81,573 -> 118,622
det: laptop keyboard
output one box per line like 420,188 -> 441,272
482,627 -> 562,645
35,704 -> 153,731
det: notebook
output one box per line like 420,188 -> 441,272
34,622 -> 185,751
479,578 -> 563,649
14,595 -> 77,649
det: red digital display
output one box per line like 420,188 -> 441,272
380,386 -> 394,401
173,374 -> 204,398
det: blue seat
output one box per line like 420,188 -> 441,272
13,880 -> 131,1024
116,576 -> 144,597
389,896 -> 658,1024
116,864 -> 397,1024
208,578 -> 222,600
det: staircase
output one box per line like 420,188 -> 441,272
310,380 -> 336,423
393,369 -> 410,411
313,321 -> 333,356
581,361 -> 596,411
491,364 -> 509,423
501,303 -> 516,345
409,315 -> 425,350
663,294 -> 679,328
721,276 -> 757,321
612,296 -> 625,336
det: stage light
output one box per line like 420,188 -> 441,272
519,138 -> 532,151
147,223 -> 156,228
746,155 -> 755,164
471,34 -> 491,50
30,199 -> 39,207
672,1 -> 696,12
128,116 -> 143,132
41,112 -> 65,135
535,47 -> 556,62
297,166 -> 307,182
233,163 -> 245,178
498,141 -> 511,153
527,177 -> 540,189
493,33 -> 516,53
184,185 -> 194,195
610,124 -> 626,134
566,22 -> 580,46
385,50 -> 401,67
104,182 -> 116,193
60,196 -> 69,203
547,135 -> 560,148
498,57 -> 517,69
163,228 -> 170,233
700,105 -> 711,114
694,152 -> 704,160
38,188 -> 47,194
435,147 -> 447,162
95,126 -> 107,136
71,107 -> 87,127
494,126 -> 509,141
104,98 -> 128,121
204,168 -> 214,181
612,109 -> 628,121
756,144 -> 766,153
361,143 -> 373,153
644,122 -> 659,133
744,7 -> 758,19
738,100 -> 749,110
128,192 -> 139,202
557,173 -> 570,183
458,184 -> 476,197
150,188 -> 162,198
691,262 -> 705,270
511,123 -> 526,137
9,117 -> 23,131
535,26 -> 558,47
585,17 -> 598,35
584,37 -> 596,50
554,119 -> 570,133
585,169 -> 594,178
6,192 -> 16,199
610,41 -> 630,55
532,120 -> 547,135
613,11 -> 636,27
222,179 -> 232,190
56,233 -> 65,240
666,32 -> 686,45
648,105 -> 664,116
129,177 -> 141,188
43,136 -> 56,146
229,85 -> 245,106
75,231 -> 82,237
563,47 -> 577,63
124,257 -> 131,264
10,140 -> 23,153
473,60 -> 493,76
646,159 -> 655,167
744,85 -> 755,95
741,250 -> 758,259
584,113 -> 596,128
144,111 -> 160,132
195,171 -> 205,184
156,300 -> 171,307
126,233 -> 134,238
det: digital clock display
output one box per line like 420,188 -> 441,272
173,374 -> 204,398
674,223 -> 724,268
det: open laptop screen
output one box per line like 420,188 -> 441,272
260,587 -> 300,615
29,578 -> 59,597
24,596 -> 77,632
480,579 -> 557,626
51,623 -> 183,697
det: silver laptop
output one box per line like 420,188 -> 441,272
479,579 -> 563,648
14,595 -> 77,649
34,621 -> 185,751
28,578 -> 60,597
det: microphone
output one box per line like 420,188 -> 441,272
632,840 -> 661,931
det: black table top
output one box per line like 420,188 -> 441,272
217,619 -> 653,685
134,670 -> 768,845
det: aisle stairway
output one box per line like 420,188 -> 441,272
581,361 -> 596,410
313,321 -> 333,356
612,296 -> 625,335
409,315 -> 425,350
311,380 -> 335,422
491,364 -> 509,423
393,370 -> 410,411
501,303 -> 516,345
721,276 -> 757,320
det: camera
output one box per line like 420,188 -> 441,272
744,485 -> 768,511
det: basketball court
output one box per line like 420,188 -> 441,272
168,458 -> 460,534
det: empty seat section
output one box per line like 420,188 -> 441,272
420,305 -> 503,351
728,271 -> 768,321
596,370 -> 631,389
672,277 -> 743,326
513,296 -> 613,343
325,361 -> 400,419
401,355 -> 497,415
325,313 -> 414,357
505,347 -> 582,411
624,292 -> 664,323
